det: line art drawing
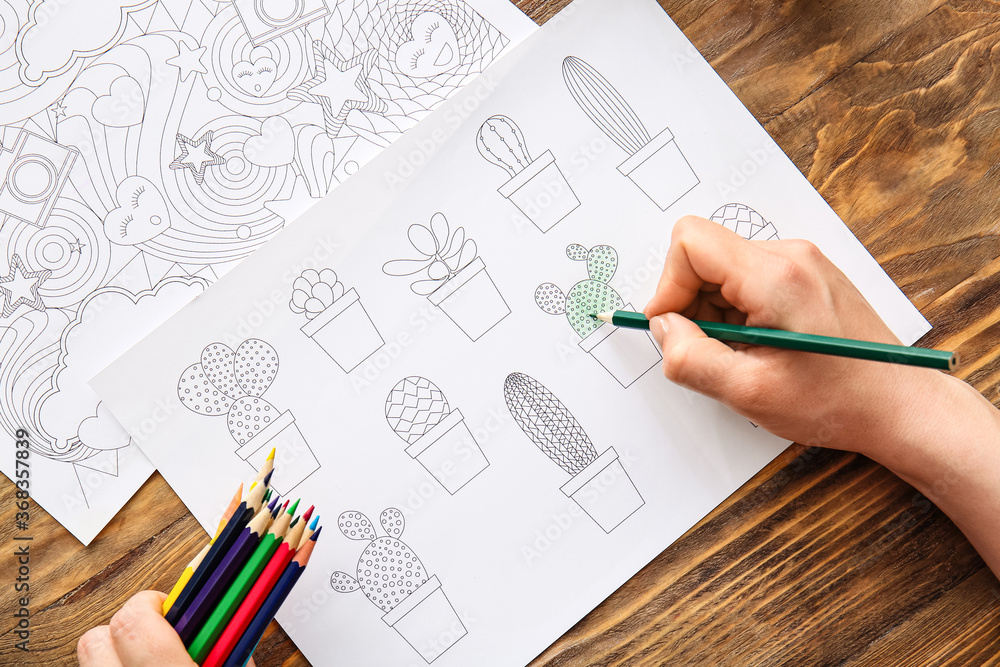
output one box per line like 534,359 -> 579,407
476,114 -> 579,232
0,0 -> 516,540
536,244 -> 661,388
710,203 -> 779,240
331,508 -> 467,663
289,267 -> 384,373
385,376 -> 490,493
178,338 -> 319,494
504,372 -> 644,533
562,56 -> 698,211
383,211 -> 510,341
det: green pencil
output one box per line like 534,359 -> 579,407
186,499 -> 299,663
596,310 -> 956,371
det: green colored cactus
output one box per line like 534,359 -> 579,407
535,244 -> 624,338
330,508 -> 430,613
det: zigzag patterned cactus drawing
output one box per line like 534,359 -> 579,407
385,377 -> 450,444
178,339 -> 280,447
330,509 -> 429,613
562,56 -> 651,156
476,115 -> 531,177
535,244 -> 625,338
503,372 -> 598,476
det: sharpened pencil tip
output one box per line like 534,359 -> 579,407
311,526 -> 322,540
288,498 -> 300,515
266,447 -> 275,462
302,505 -> 314,523
263,469 -> 274,486
596,311 -> 613,323
310,515 -> 319,530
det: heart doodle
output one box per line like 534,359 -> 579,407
92,76 -> 145,127
394,11 -> 459,78
103,176 -> 170,246
244,116 -> 295,167
232,46 -> 278,96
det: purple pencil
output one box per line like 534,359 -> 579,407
175,503 -> 276,645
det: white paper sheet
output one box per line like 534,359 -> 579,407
0,0 -> 534,543
94,0 -> 930,663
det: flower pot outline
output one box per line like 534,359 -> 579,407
427,257 -> 510,341
617,128 -> 699,211
559,446 -> 644,533
578,303 -> 661,388
300,287 -> 385,373
403,408 -> 489,494
235,409 -> 320,496
381,575 -> 467,663
497,149 -> 580,232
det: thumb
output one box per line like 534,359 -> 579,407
650,313 -> 749,401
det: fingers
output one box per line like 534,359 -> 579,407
109,591 -> 195,666
650,313 -> 755,400
78,625 -> 125,667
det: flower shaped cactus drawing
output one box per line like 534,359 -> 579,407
289,268 -> 385,373
476,114 -> 579,232
536,244 -> 660,388
504,373 -> 644,532
562,55 -> 698,210
385,377 -> 490,494
383,212 -> 510,341
177,339 -> 319,493
331,508 -> 467,662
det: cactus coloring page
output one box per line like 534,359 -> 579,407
94,0 -> 932,664
0,0 -> 533,543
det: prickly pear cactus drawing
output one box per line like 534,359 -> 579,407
503,372 -> 598,475
385,377 -> 450,444
477,114 -> 531,177
330,509 -> 429,613
535,244 -> 625,338
178,339 -> 280,447
289,268 -> 346,320
562,56 -> 651,156
710,203 -> 779,241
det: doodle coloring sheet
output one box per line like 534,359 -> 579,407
0,0 -> 534,543
95,0 -> 932,664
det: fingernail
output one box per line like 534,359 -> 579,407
650,314 -> 668,344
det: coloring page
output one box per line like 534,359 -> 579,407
94,0 -> 932,663
0,0 -> 534,544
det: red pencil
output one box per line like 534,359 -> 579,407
200,510 -> 306,667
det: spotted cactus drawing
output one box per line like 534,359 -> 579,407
331,508 -> 467,661
178,339 -> 319,494
535,244 -> 624,338
289,268 -> 346,320
331,509 -> 428,612
477,115 -> 530,177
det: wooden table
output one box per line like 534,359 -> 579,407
3,0 -> 1000,664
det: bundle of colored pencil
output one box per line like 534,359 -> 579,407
161,449 -> 321,667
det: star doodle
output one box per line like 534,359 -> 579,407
167,40 -> 208,83
50,98 -> 68,119
287,42 -> 386,138
169,131 -> 225,185
69,238 -> 85,254
0,255 -> 50,318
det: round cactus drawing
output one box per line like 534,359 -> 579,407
385,377 -> 450,444
535,244 -> 625,338
289,268 -> 347,320
331,509 -> 430,613
504,372 -> 597,476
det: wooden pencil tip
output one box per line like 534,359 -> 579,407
287,498 -> 300,515
595,312 -> 613,323
266,447 -> 275,462
302,505 -> 315,523
310,515 -> 320,530
311,525 -> 322,540
263,469 -> 274,487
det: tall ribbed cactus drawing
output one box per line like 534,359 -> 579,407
385,377 -> 490,494
535,243 -> 624,339
177,339 -> 319,493
476,114 -> 579,232
330,508 -> 467,662
503,372 -> 597,475
288,267 -> 385,374
504,373 -> 644,532
562,55 -> 699,211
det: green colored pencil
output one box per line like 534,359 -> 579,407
596,310 -> 956,371
186,499 -> 298,663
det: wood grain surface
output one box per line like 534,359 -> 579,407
3,1 -> 1000,665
